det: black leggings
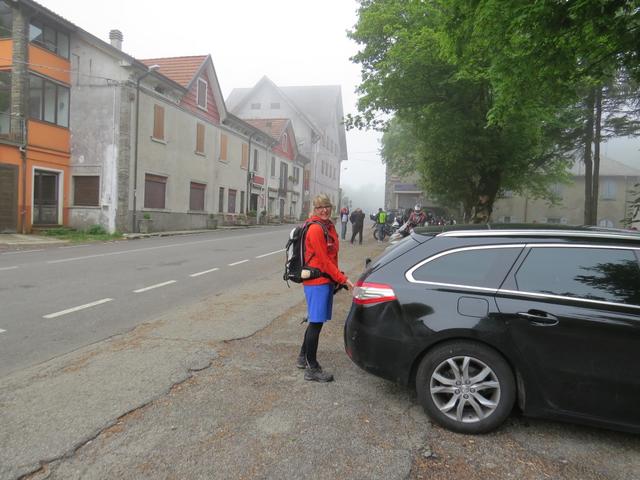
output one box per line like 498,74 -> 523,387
300,322 -> 324,369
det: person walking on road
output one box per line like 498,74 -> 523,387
375,207 -> 387,242
339,207 -> 349,240
297,194 -> 353,382
350,208 -> 365,245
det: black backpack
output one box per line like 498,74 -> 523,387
283,220 -> 330,285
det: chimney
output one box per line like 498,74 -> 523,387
109,29 -> 123,50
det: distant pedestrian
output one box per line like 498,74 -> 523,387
350,208 -> 365,245
297,194 -> 353,382
375,208 -> 387,242
340,207 -> 349,240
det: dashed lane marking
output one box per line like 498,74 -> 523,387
190,267 -> 219,277
0,266 -> 18,271
0,329 -> 6,334
228,259 -> 249,266
255,249 -> 284,259
133,280 -> 177,293
43,298 -> 113,319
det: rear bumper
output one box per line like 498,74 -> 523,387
344,303 -> 420,386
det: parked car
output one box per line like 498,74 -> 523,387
344,224 -> 640,434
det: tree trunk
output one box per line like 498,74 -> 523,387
591,86 -> 603,225
583,90 -> 595,225
470,172 -> 500,224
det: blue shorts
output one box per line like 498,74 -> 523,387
304,283 -> 334,323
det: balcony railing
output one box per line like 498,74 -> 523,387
0,112 -> 26,145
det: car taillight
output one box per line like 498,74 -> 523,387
353,280 -> 397,305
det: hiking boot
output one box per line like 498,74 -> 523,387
304,366 -> 334,382
296,354 -> 307,369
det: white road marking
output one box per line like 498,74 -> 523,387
0,329 -> 6,334
0,266 -> 18,271
256,249 -> 284,259
190,267 -> 219,277
133,280 -> 177,293
229,259 -> 249,266
46,230 -> 287,264
2,249 -> 44,255
43,298 -> 113,319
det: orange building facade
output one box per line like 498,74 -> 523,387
0,4 -> 71,233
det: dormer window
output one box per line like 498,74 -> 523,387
197,78 -> 208,110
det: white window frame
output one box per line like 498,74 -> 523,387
197,78 -> 208,110
601,179 -> 616,200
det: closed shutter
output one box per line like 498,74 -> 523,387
196,123 -> 205,154
73,176 -> 99,206
220,134 -> 228,161
241,143 -> 249,169
144,174 -> 167,209
189,182 -> 206,211
228,189 -> 237,213
153,105 -> 164,140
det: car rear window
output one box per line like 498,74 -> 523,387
409,245 -> 523,289
515,246 -> 640,305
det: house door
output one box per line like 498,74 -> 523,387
33,170 -> 59,225
0,164 -> 18,232
279,199 -> 285,219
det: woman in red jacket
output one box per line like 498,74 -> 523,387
297,194 -> 353,382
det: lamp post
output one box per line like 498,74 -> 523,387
131,64 -> 159,233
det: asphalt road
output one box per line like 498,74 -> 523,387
0,226 -> 292,377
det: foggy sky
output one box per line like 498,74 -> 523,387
36,0 -> 387,204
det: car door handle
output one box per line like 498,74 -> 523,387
516,311 -> 559,326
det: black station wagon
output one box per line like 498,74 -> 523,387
344,225 -> 640,434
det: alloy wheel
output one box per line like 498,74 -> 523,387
429,355 -> 500,423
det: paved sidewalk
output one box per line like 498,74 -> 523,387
0,225 -> 261,249
0,233 -> 68,246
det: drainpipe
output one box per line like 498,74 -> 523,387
245,131 -> 258,215
20,139 -> 26,233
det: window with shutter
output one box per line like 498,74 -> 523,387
241,143 -> 249,169
144,174 -> 167,209
196,123 -> 205,154
220,134 -> 228,161
73,176 -> 99,206
228,189 -> 237,213
189,182 -> 206,211
153,105 -> 165,140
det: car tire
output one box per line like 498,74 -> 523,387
416,341 -> 515,434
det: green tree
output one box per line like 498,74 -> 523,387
349,0 -> 572,222
468,1 -> 640,224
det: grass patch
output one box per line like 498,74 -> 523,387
43,225 -> 124,243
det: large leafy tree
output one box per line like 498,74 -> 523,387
348,0 -> 573,222
468,0 -> 640,224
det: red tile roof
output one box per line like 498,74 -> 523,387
244,118 -> 288,140
139,55 -> 208,88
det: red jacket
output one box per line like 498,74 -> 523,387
303,215 -> 347,286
